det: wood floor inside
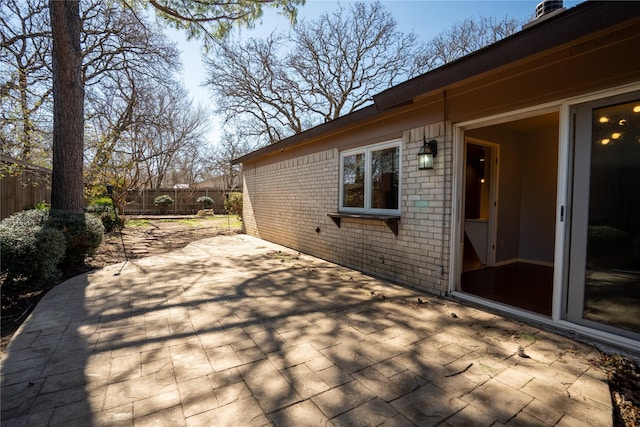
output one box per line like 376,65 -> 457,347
461,262 -> 553,316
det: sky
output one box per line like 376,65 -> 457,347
166,0 -> 583,145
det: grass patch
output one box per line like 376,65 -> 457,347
126,219 -> 152,228
126,215 -> 242,229
203,215 -> 242,228
159,218 -> 200,226
518,331 -> 538,342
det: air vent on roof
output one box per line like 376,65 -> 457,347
522,0 -> 566,29
536,0 -> 563,18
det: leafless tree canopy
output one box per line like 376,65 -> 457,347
205,2 -> 422,145
200,130 -> 252,191
4,0 -> 303,211
1,0 -> 52,164
205,3 -> 522,147
415,15 -> 522,71
2,0 -> 211,201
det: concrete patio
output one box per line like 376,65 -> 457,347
1,234 -> 613,426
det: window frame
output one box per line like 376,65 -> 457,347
339,139 -> 402,215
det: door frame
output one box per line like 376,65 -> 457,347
565,89 -> 640,340
462,137 -> 500,270
450,104 -> 564,306
448,84 -> 640,352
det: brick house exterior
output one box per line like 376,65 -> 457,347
234,1 -> 640,352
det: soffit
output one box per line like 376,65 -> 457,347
374,1 -> 640,111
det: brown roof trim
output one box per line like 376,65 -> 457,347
232,105 -> 378,164
373,1 -> 640,110
234,1 -> 640,165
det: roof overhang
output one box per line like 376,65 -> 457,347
373,0 -> 640,111
233,0 -> 640,165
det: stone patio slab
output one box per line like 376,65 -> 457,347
1,235 -> 614,426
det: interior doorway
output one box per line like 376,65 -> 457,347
458,112 -> 559,316
463,141 -> 498,271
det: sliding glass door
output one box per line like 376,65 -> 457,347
567,91 -> 640,339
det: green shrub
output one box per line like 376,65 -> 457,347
197,196 -> 214,209
47,210 -> 104,266
224,192 -> 243,220
33,200 -> 50,211
86,197 -> 122,232
0,210 -> 66,284
0,209 -> 104,284
154,195 -> 174,210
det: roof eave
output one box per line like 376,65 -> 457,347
373,0 -> 640,111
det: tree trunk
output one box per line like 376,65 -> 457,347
49,1 -> 84,212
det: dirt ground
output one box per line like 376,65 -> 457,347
0,216 -> 638,425
86,216 -> 241,268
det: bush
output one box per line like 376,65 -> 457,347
0,210 -> 66,283
33,200 -> 50,211
154,195 -> 174,210
197,196 -> 214,209
47,210 -> 104,266
225,192 -> 243,220
0,209 -> 104,285
86,197 -> 122,232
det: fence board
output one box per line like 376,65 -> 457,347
124,188 -> 228,215
1,156 -> 52,220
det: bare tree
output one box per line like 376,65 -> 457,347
44,0 -> 304,211
82,3 -> 180,198
205,1 -> 420,145
1,0 -> 52,163
122,84 -> 210,189
415,15 -> 522,71
201,130 -> 253,191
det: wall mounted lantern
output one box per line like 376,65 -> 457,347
418,137 -> 438,170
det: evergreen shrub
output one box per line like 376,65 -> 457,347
86,197 -> 122,232
225,192 -> 243,220
0,210 -> 66,283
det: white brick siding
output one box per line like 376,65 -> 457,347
242,121 -> 453,296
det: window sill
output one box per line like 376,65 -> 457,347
327,212 -> 400,236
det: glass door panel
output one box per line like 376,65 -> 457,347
568,93 -> 640,338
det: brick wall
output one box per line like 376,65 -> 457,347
242,121 -> 453,296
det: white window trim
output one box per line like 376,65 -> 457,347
339,139 -> 402,215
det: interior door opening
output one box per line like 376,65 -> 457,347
459,112 -> 559,316
463,141 -> 496,272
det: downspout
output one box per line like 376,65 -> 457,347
440,90 -> 447,286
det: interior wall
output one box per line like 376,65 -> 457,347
466,127 -> 522,263
465,115 -> 559,265
519,128 -> 558,263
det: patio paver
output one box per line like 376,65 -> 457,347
1,234 -> 613,426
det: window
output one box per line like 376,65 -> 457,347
340,140 -> 401,214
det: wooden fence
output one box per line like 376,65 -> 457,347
123,188 -> 229,215
0,155 -> 234,218
1,156 -> 52,220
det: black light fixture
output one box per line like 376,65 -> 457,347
418,137 -> 438,170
